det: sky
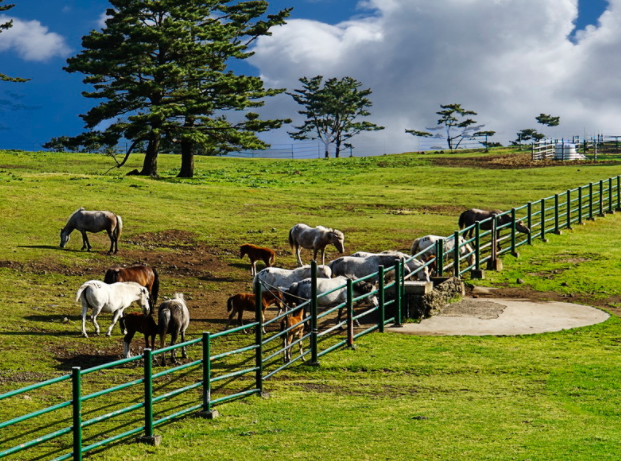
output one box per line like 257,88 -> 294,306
0,0 -> 613,154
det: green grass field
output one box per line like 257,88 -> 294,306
1,148 -> 621,460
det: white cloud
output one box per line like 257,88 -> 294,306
249,0 -> 621,153
0,15 -> 70,62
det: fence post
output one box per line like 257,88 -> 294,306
346,279 -> 355,348
199,332 -> 218,419
309,260 -> 319,366
578,186 -> 584,224
475,221 -> 481,270
566,190 -> 572,230
394,260 -> 402,327
599,180 -> 605,217
137,349 -> 161,445
510,208 -> 518,256
71,367 -> 82,461
588,182 -> 594,220
553,194 -> 561,234
617,176 -> 621,211
540,198 -> 548,242
527,202 -> 532,244
436,239 -> 444,277
608,177 -> 614,213
378,266 -> 385,333
453,231 -> 460,276
254,278 -> 264,395
487,217 -> 502,270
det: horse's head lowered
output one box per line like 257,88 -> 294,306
137,287 -> 150,315
59,228 -> 70,248
329,229 -> 345,254
515,220 -> 530,234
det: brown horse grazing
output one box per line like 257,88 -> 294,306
240,243 -> 276,277
60,208 -> 123,254
104,265 -> 159,309
281,305 -> 306,364
119,312 -> 158,358
458,208 -> 530,244
224,291 -> 284,334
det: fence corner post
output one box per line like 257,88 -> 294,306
198,332 -> 219,419
346,279 -> 355,349
137,349 -> 161,446
308,260 -> 320,366
510,208 -> 519,257
71,367 -> 83,461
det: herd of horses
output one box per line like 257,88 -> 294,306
61,207 -> 531,364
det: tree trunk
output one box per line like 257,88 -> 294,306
178,140 -> 194,178
140,135 -> 160,177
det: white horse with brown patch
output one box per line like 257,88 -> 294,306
288,223 -> 345,266
410,234 -> 475,267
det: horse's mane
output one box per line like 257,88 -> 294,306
71,207 -> 86,217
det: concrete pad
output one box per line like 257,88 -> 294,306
386,298 -> 609,336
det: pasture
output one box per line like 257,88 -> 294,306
1,148 -> 621,460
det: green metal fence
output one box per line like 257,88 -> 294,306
1,174 -> 620,460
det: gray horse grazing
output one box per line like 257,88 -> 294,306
458,208 -> 530,239
288,223 -> 345,266
60,208 -> 123,254
158,293 -> 190,366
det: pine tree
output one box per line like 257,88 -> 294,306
288,76 -> 384,158
64,0 -> 290,177
0,1 -> 28,82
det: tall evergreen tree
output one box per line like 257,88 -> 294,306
287,76 -> 384,158
64,0 -> 290,177
0,1 -> 28,82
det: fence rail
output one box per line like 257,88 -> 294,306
2,174 -> 621,459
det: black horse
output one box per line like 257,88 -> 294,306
458,208 -> 530,240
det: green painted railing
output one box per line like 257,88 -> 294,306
1,174 -> 620,460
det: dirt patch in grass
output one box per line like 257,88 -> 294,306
431,153 -> 621,169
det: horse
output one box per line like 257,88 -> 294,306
224,291 -> 284,334
104,265 -> 160,309
76,280 -> 150,338
282,305 -> 306,364
158,293 -> 190,366
288,223 -> 345,266
119,312 -> 158,358
60,208 -> 123,254
458,208 -> 530,240
410,235 -> 475,268
284,276 -> 378,327
240,244 -> 276,277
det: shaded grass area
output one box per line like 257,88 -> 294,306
2,148 -> 621,459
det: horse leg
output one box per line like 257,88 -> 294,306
106,230 -> 114,254
81,303 -> 89,338
238,310 -> 248,334
123,330 -> 136,358
170,331 -> 178,364
106,309 -> 124,337
297,328 -> 305,361
91,312 -> 101,336
180,330 -> 187,359
261,309 -> 266,335
251,260 -> 256,277
224,310 -> 236,331
80,231 -> 92,251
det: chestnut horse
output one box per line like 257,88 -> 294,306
224,291 -> 284,334
240,243 -> 276,277
104,265 -> 159,309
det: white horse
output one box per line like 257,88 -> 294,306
76,280 -> 150,338
158,293 -> 191,366
410,234 -> 475,266
288,223 -> 345,266
60,208 -> 123,254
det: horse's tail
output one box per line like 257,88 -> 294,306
114,214 -> 123,243
226,296 -> 234,313
158,306 -> 172,346
288,227 -> 295,253
151,267 -> 160,308
75,281 -> 97,305
410,238 -> 421,256
103,268 -> 119,284
458,211 -> 467,230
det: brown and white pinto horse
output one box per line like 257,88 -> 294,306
224,291 -> 284,334
240,243 -> 276,277
104,265 -> 160,309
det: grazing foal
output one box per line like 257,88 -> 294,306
282,306 -> 306,364
240,243 -> 276,277
224,291 -> 284,334
119,312 -> 158,358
